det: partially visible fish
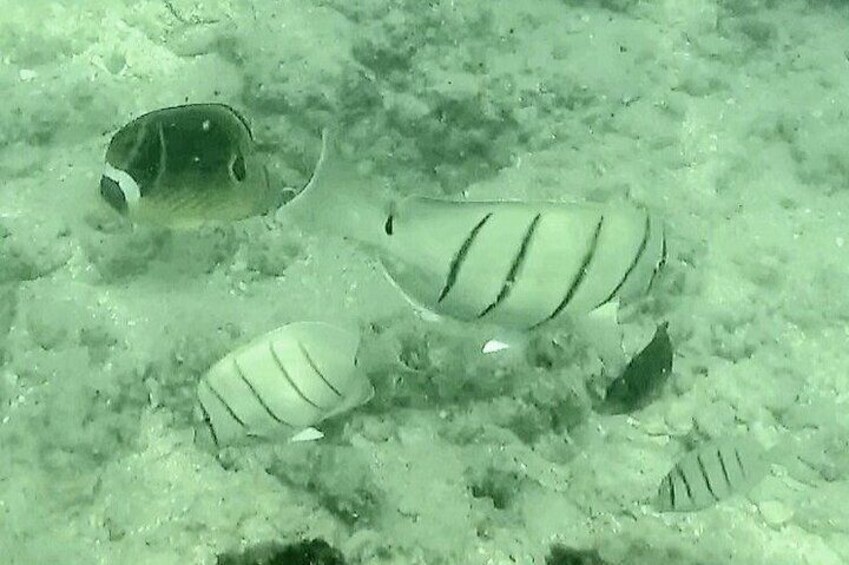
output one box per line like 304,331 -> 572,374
195,321 -> 374,448
546,545 -> 607,565
602,321 -> 673,414
654,436 -> 769,512
100,103 -> 274,229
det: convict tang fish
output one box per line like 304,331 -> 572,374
196,321 -> 374,447
287,130 -> 667,333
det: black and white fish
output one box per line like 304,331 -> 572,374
378,196 -> 665,330
196,321 -> 374,447
288,131 -> 667,336
654,436 -> 770,512
100,103 -> 276,229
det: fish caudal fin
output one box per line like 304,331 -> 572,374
283,128 -> 391,249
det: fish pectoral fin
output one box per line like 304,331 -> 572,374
289,427 -> 325,443
479,328 -> 530,363
482,339 -> 511,354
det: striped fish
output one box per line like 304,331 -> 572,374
654,437 -> 770,512
286,130 -> 667,330
196,322 -> 374,447
378,196 -> 666,329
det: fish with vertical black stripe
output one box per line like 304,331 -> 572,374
287,130 -> 668,337
195,321 -> 374,447
654,436 -> 770,512
100,103 -> 278,229
377,196 -> 665,330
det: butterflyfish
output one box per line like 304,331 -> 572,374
100,103 -> 275,229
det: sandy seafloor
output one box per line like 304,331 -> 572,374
2,0 -> 849,563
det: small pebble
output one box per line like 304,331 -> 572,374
663,401 -> 694,435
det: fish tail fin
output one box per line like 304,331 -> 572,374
283,127 -> 390,248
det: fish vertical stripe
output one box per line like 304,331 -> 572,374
596,211 -> 652,308
437,213 -> 493,303
646,225 -> 667,293
202,379 -> 247,428
735,448 -> 747,478
697,454 -> 720,501
232,357 -> 295,426
297,341 -> 343,398
125,118 -> 149,170
197,400 -> 220,448
677,466 -> 693,501
154,124 -> 167,189
534,214 -> 605,327
478,213 -> 542,319
268,342 -> 325,410
667,475 -> 676,509
717,449 -> 732,488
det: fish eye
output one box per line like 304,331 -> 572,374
384,214 -> 394,235
231,153 -> 247,182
